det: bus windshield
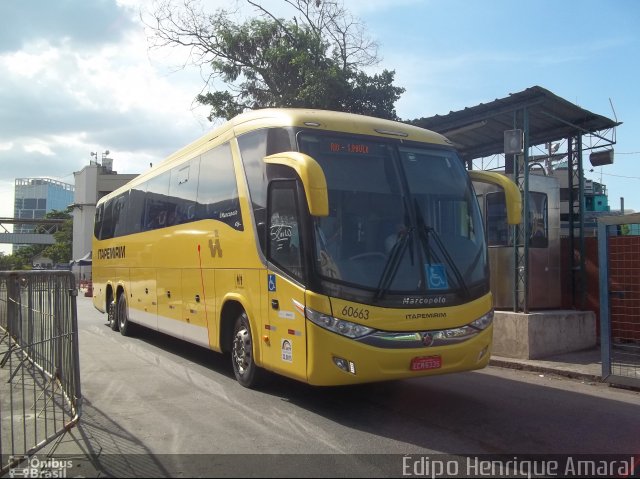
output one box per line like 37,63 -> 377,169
297,132 -> 487,303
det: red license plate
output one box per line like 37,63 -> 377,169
410,355 -> 442,371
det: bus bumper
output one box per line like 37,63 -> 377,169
306,322 -> 493,386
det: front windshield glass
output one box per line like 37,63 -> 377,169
399,146 -> 486,289
297,132 -> 487,300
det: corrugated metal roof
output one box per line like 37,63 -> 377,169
410,85 -> 620,161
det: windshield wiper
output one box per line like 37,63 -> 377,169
374,195 -> 415,301
373,226 -> 415,301
414,201 -> 470,299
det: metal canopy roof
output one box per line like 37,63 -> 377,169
410,85 -> 620,161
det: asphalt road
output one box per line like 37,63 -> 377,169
70,295 -> 640,477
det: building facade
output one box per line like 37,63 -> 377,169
13,178 -> 75,252
71,160 -> 138,267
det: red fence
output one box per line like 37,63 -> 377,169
562,235 -> 640,342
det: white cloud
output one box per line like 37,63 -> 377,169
23,142 -> 55,156
0,2 -> 213,179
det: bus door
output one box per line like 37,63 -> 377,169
265,180 -> 308,380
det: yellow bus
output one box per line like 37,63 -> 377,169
92,108 -> 520,388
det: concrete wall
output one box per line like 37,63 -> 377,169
492,310 -> 596,359
71,164 -> 138,263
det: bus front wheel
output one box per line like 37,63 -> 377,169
231,312 -> 265,388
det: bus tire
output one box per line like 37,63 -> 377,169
108,299 -> 119,331
231,312 -> 265,388
117,293 -> 134,337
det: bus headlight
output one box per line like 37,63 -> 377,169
305,307 -> 375,339
431,310 -> 493,342
470,310 -> 494,330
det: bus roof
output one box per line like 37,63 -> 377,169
100,109 -> 451,203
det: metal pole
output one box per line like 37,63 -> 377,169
522,108 -> 530,313
577,133 -> 586,310
597,221 -> 610,380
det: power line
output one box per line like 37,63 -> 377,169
599,172 -> 640,180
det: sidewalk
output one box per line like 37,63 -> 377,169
489,347 -> 603,383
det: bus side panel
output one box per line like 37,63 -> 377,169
264,272 -> 308,382
183,268 -> 216,350
215,269 -> 263,361
92,264 -> 108,313
129,267 -> 158,330
115,267 -> 130,303
157,268 -> 183,338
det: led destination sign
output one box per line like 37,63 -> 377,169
329,142 -> 371,154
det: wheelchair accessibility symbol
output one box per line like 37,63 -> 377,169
268,274 -> 277,292
426,264 -> 448,290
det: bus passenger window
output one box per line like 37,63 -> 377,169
196,143 -> 243,231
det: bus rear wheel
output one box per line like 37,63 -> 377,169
108,298 -> 118,331
117,293 -> 134,337
231,312 -> 265,388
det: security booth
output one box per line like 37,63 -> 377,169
474,172 -> 561,309
412,85 -> 619,314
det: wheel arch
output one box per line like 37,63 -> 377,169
105,282 -> 115,311
219,294 -> 262,364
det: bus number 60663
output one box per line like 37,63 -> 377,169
341,306 -> 369,320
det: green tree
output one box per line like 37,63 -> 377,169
145,0 -> 404,120
40,209 -> 73,264
9,209 -> 73,269
0,252 -> 18,271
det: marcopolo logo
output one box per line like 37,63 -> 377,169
402,296 -> 447,306
97,245 -> 125,260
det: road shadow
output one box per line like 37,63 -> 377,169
34,398 -> 171,477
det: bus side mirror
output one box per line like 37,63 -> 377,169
468,170 -> 522,225
263,152 -> 329,217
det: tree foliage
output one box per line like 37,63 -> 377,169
144,0 -> 405,120
0,209 -> 72,270
41,209 -> 73,264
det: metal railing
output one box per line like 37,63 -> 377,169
598,218 -> 640,389
0,271 -> 82,474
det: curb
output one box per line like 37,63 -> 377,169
488,358 -> 603,384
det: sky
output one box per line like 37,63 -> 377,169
1,0 -> 639,254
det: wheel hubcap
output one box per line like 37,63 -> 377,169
118,302 -> 126,328
233,328 -> 251,375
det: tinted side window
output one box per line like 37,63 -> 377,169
169,157 -> 200,225
143,171 -> 171,231
238,130 -> 268,217
196,143 -> 243,231
112,194 -> 128,238
101,199 -> 114,240
125,186 -> 146,235
94,204 -> 103,238
238,128 -> 296,251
